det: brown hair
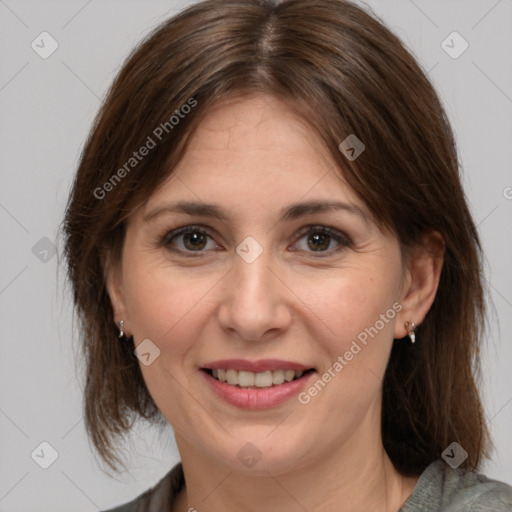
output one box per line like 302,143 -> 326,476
61,0 -> 490,475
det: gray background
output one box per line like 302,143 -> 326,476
1,0 -> 511,510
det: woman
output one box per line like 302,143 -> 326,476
61,0 -> 512,510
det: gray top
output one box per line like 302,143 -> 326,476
103,459 -> 512,511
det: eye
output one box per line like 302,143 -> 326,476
292,226 -> 351,255
161,226 -> 220,254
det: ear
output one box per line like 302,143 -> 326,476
394,230 -> 445,340
103,251 -> 131,337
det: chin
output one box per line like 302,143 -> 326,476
200,427 -> 317,476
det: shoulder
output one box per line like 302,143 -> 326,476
401,459 -> 512,512
101,462 -> 185,512
462,478 -> 512,512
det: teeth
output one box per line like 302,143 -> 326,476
272,369 -> 284,385
255,371 -> 273,387
226,369 -> 238,385
210,368 -> 308,388
284,370 -> 295,382
238,371 -> 255,387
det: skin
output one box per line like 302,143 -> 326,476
106,95 -> 444,511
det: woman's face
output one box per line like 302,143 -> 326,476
107,95 -> 413,474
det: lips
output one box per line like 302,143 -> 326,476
202,358 -> 313,373
200,359 -> 316,409
207,368 -> 311,388
201,359 -> 315,388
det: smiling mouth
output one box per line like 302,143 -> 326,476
202,368 -> 316,388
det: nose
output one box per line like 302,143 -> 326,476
217,249 -> 292,342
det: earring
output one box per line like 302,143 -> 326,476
118,320 -> 125,338
405,321 -> 416,344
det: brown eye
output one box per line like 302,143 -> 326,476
293,226 -> 351,255
307,232 -> 331,251
183,231 -> 207,250
162,226 -> 219,254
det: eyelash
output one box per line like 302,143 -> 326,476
160,224 -> 351,258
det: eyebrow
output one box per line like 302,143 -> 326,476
143,200 -> 369,224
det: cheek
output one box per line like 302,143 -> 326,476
297,268 -> 398,346
300,271 -> 400,411
123,263 -> 218,354
121,264 -> 218,420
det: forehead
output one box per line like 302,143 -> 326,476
186,95 -> 316,151
142,95 -> 365,214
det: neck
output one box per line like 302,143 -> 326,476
173,426 -> 419,512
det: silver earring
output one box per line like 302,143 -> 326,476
118,320 -> 125,338
405,321 -> 416,344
